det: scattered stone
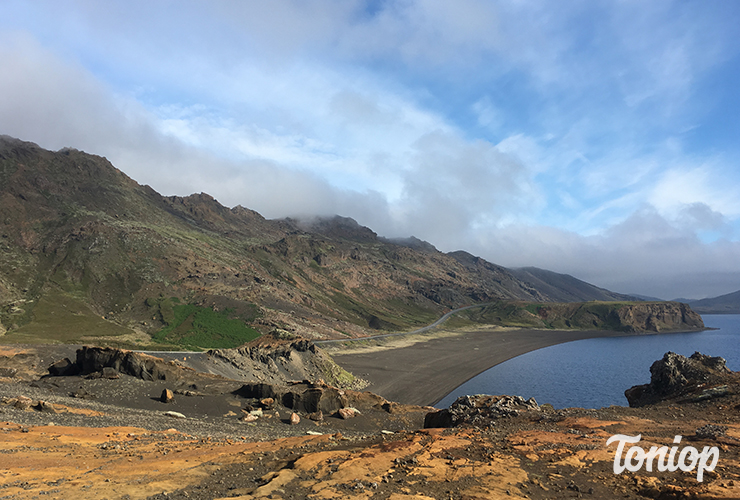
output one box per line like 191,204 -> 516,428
174,389 -> 200,397
163,411 -> 186,419
696,424 -> 728,440
34,401 -> 58,414
307,410 -> 323,422
381,401 -> 399,414
289,413 -> 300,425
161,389 -> 174,403
240,414 -> 258,423
260,397 -> 275,408
338,407 -> 357,419
70,389 -> 95,399
13,396 -> 33,411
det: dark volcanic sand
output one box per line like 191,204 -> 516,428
330,328 -> 632,406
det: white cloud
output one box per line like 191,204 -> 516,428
650,166 -> 740,219
1,1 -> 740,300
467,207 -> 740,299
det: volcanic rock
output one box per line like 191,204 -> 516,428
161,389 -> 174,403
235,381 -> 348,415
338,407 -> 357,419
12,396 -> 33,411
260,397 -> 275,408
625,351 -> 734,407
424,395 -> 539,428
47,347 -> 198,382
48,358 -> 78,377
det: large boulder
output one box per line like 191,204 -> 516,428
424,395 -> 539,428
625,351 -> 733,407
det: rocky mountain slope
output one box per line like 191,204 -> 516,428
0,136 -> 696,347
509,266 -> 638,302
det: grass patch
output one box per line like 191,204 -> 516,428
5,288 -> 133,344
151,303 -> 260,349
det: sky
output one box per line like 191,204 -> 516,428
1,1 -> 739,300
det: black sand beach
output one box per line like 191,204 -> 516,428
330,327 -> 633,406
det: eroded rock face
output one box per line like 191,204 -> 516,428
235,380 -> 348,415
615,302 -> 704,332
424,394 -> 539,428
208,338 -> 366,390
47,346 -> 196,382
625,351 -> 734,407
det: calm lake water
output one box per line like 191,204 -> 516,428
435,314 -> 740,409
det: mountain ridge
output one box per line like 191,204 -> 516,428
687,289 -> 740,314
0,136 -> 694,346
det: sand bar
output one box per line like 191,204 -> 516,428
330,327 -> 634,407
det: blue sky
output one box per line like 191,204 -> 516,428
1,0 -> 739,299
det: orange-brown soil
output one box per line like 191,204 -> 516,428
4,397 -> 740,499
3,345 -> 740,499
0,407 -> 740,499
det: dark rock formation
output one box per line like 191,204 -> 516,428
625,351 -> 734,407
424,395 -> 539,428
48,358 -> 79,377
47,346 -> 197,382
234,380 -> 348,415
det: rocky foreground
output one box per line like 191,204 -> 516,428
2,344 -> 740,499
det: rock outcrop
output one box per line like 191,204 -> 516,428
47,346 -> 199,382
615,301 -> 704,332
424,394 -> 540,428
463,300 -> 705,333
208,337 -> 367,389
625,351 -> 736,407
235,380 -> 349,415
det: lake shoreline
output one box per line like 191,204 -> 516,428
329,327 -> 667,407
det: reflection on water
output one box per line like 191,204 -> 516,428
435,315 -> 740,410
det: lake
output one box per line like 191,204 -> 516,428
435,314 -> 740,409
